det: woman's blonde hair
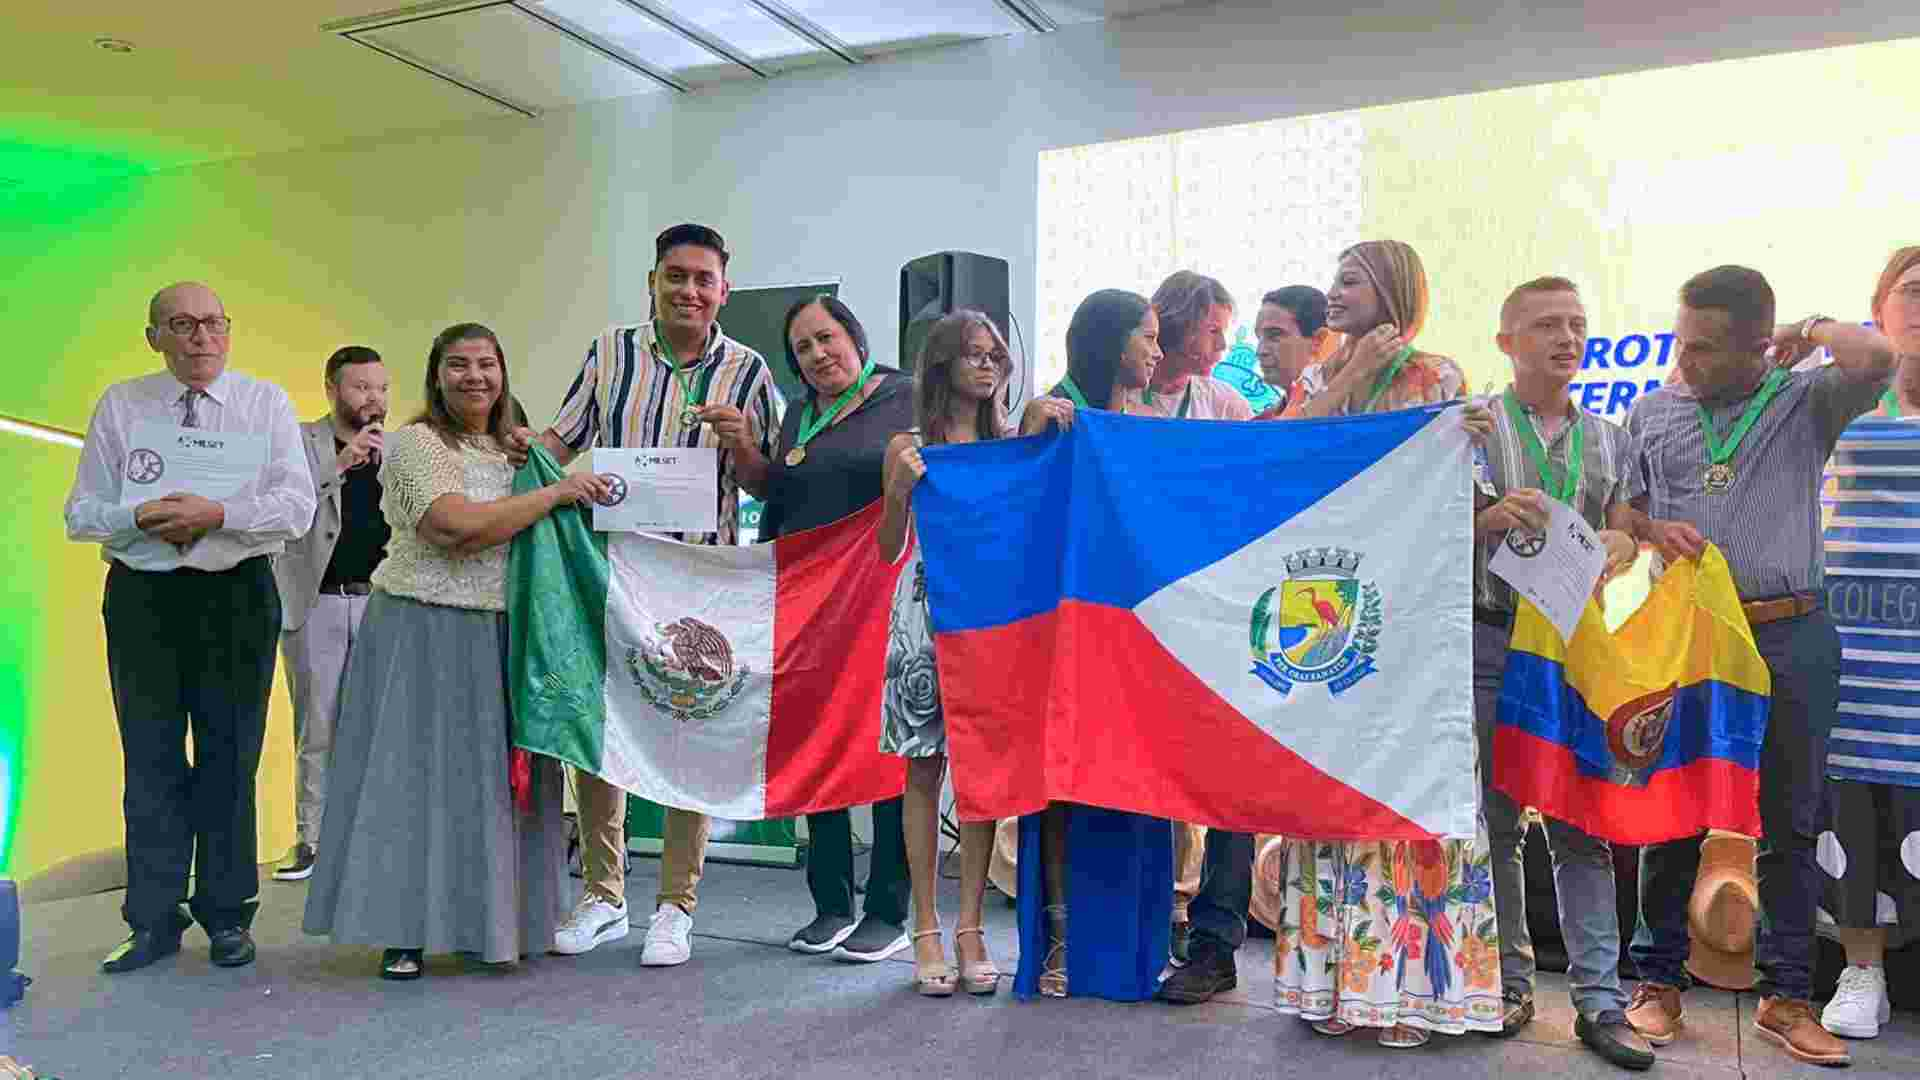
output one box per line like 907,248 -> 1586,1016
1339,240 -> 1430,344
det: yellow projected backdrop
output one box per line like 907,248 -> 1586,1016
1036,37 -> 1919,415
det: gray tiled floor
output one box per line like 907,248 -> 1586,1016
9,858 -> 1918,1079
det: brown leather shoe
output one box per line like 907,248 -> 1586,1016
1625,982 -> 1684,1046
1754,996 -> 1850,1067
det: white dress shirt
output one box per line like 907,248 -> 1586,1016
64,368 -> 317,572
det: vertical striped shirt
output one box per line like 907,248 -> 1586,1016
550,320 -> 783,545
1823,412 -> 1920,787
1624,366 -> 1884,599
1474,389 -> 1645,613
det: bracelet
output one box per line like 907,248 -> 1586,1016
1800,315 -> 1833,342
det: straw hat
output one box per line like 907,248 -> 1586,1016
1685,832 -> 1759,991
987,817 -> 1020,899
1250,835 -> 1287,932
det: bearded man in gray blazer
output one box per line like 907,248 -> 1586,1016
270,346 -> 390,880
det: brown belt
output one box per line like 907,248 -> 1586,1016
1741,592 -> 1818,626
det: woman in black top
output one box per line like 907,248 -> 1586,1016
760,295 -> 918,962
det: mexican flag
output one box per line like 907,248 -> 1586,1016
507,447 -> 907,819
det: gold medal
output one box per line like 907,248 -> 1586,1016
1703,462 -> 1734,494
785,447 -> 806,467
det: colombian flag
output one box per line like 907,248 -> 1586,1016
1495,546 -> 1769,844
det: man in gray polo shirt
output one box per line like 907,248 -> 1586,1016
1475,276 -> 1656,1069
1618,265 -> 1893,1068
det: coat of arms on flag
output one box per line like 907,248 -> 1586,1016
624,618 -> 752,723
1250,547 -> 1383,698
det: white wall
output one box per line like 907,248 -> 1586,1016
17,0 -> 1920,426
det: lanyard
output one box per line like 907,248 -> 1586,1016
652,336 -> 706,423
1361,344 -> 1415,412
1502,389 -> 1583,504
794,360 -> 878,451
1058,376 -> 1090,408
1143,381 -> 1193,418
1884,389 -> 1902,418
1697,368 -> 1789,465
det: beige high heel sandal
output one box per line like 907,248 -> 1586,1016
1039,904 -> 1067,998
953,926 -> 1001,995
910,928 -> 955,997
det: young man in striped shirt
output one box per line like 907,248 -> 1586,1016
511,224 -> 782,968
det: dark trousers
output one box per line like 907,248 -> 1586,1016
1188,828 -> 1256,952
1630,609 -> 1839,1001
805,797 -> 908,926
104,557 -> 279,933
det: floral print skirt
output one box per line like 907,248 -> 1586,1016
1272,838 -> 1503,1034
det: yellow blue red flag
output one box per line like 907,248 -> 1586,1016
1495,546 -> 1770,844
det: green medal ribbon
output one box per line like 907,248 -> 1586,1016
1883,388 -> 1901,418
1502,389 -> 1583,504
652,337 -> 706,424
1361,344 -> 1415,412
793,359 -> 878,453
1698,368 -> 1789,466
1142,382 -> 1194,418
1057,376 -> 1090,408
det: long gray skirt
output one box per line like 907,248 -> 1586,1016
302,590 -> 567,963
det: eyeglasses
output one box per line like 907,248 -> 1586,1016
161,315 -> 233,337
959,350 -> 1009,371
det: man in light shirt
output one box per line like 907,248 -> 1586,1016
270,346 -> 391,882
64,282 -> 315,973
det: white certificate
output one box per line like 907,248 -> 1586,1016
120,421 -> 268,506
591,447 -> 719,534
1488,498 -> 1609,642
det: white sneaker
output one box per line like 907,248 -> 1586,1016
552,895 -> 629,956
1821,964 -> 1890,1039
640,903 -> 694,967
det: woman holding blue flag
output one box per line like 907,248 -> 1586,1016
1005,288 -> 1174,1002
1267,241 -> 1501,1047
1817,245 -> 1920,1040
876,310 -> 1071,996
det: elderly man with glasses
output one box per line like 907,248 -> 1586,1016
64,282 -> 314,973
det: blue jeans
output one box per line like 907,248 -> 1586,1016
1630,609 -> 1838,1002
1476,620 -> 1627,1021
1187,828 -> 1255,952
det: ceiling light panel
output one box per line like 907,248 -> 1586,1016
523,0 -> 724,72
647,0 -> 819,61
360,4 -> 669,110
776,0 -> 1023,51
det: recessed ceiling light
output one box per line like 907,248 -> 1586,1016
93,37 -> 135,53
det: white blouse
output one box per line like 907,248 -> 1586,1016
370,422 -> 517,612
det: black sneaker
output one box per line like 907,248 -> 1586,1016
273,843 -> 317,881
1170,920 -> 1191,966
1157,942 -> 1236,1004
1485,990 -> 1535,1038
1576,1011 -> 1656,1070
208,927 -> 256,968
832,917 -> 910,963
789,913 -> 857,954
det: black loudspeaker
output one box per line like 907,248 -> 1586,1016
898,251 -> 1010,374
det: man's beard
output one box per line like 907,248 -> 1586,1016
338,403 -> 386,431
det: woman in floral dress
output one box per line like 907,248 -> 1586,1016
1269,240 -> 1503,1046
